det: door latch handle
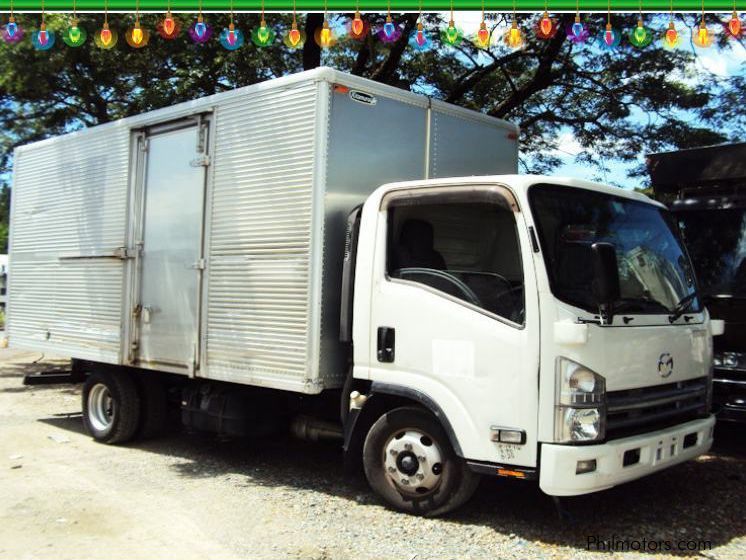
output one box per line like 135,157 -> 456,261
377,327 -> 395,363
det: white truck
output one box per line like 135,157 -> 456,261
8,68 -> 717,516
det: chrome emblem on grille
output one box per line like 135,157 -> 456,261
658,353 -> 674,378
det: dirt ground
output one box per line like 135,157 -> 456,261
1,347 -> 745,560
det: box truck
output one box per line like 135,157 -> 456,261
648,143 -> 746,424
8,68 -> 717,516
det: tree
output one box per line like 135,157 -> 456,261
0,12 -> 742,236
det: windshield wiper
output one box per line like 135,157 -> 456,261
669,292 -> 699,323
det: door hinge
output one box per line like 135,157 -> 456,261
190,155 -> 210,167
140,138 -> 149,153
191,258 -> 206,270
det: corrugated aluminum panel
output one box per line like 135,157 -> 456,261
8,127 -> 130,361
204,81 -> 320,390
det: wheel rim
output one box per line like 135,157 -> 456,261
88,383 -> 114,432
383,429 -> 444,496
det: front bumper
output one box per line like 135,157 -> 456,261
539,415 -> 715,496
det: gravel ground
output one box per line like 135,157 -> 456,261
1,347 -> 745,560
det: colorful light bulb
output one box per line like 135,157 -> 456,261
157,13 -> 180,39
474,21 -> 490,48
351,11 -> 365,36
604,24 -> 614,45
94,21 -> 117,49
2,16 -> 23,44
572,17 -> 584,38
694,20 -> 711,48
383,18 -> 395,38
442,19 -> 462,46
63,18 -> 87,47
284,21 -> 305,48
567,15 -> 588,44
409,20 -> 430,51
189,16 -> 212,44
503,19 -> 524,48
727,11 -> 743,37
251,19 -> 275,47
220,22 -> 244,50
315,19 -> 334,48
540,12 -> 553,36
662,20 -> 680,49
125,20 -> 149,48
629,19 -> 653,48
32,22 -> 55,50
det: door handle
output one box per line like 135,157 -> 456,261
377,327 -> 395,363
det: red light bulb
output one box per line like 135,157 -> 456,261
352,11 -> 364,36
540,12 -> 553,36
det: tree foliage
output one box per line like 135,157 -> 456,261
0,12 -> 743,193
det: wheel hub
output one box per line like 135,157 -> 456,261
88,383 -> 114,432
384,429 -> 443,495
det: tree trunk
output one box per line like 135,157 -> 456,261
303,14 -> 323,70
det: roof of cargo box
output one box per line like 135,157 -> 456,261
14,67 -> 517,153
646,143 -> 746,194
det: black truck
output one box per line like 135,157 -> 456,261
648,143 -> 746,423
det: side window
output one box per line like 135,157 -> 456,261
386,200 -> 525,325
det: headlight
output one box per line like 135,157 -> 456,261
714,352 -> 746,371
555,358 -> 606,443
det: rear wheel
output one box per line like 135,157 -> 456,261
82,371 -> 141,444
363,406 -> 480,516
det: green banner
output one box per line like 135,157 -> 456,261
3,1 -> 741,11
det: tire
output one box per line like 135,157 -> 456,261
363,406 -> 480,517
137,375 -> 168,440
82,371 -> 141,444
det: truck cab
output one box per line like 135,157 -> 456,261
648,144 -> 746,424
344,175 -> 715,514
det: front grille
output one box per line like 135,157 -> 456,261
606,377 -> 709,440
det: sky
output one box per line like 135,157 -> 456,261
443,11 -> 746,190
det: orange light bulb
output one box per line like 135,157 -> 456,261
101,26 -> 112,45
729,11 -> 742,36
164,16 -> 175,35
320,21 -> 331,46
352,11 -> 364,36
540,11 -> 553,36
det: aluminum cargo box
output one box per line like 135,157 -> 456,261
8,68 -> 518,394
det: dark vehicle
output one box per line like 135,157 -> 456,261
648,143 -> 746,423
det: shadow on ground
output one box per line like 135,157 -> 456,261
37,400 -> 746,556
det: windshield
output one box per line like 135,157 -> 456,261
529,184 -> 700,315
676,208 -> 746,299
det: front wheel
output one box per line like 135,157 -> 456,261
363,406 -> 480,516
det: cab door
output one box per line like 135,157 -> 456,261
362,184 -> 540,467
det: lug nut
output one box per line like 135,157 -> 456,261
418,456 -> 426,462
404,443 -> 413,451
388,466 -> 396,473
401,479 -> 410,485
389,449 -> 398,456
416,473 -> 424,480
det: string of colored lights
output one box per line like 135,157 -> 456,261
1,3 -> 744,51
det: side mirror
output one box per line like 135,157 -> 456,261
591,242 -> 620,324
